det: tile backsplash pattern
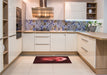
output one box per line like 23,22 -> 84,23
25,20 -> 89,31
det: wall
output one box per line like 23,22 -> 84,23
16,0 -> 22,8
104,0 -> 107,33
25,20 -> 97,32
23,0 -> 94,20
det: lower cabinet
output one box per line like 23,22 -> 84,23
0,40 -> 3,73
22,33 -> 35,51
78,35 -> 96,68
51,33 -> 66,51
66,33 -> 77,51
16,38 -> 22,54
8,36 -> 17,64
35,33 -> 51,51
22,33 -> 77,52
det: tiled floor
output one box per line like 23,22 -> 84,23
2,55 -> 96,75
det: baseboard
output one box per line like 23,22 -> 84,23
21,51 -> 78,56
78,53 -> 96,73
0,52 -> 22,75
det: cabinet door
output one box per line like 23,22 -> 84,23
8,0 -> 16,36
8,36 -> 17,64
22,33 -> 35,51
16,38 -> 22,54
51,33 -> 66,51
65,2 -> 86,19
0,40 -> 3,72
66,34 -> 77,51
0,0 -> 3,38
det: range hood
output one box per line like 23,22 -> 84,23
32,0 -> 54,19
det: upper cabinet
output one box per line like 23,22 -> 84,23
87,3 -> 97,19
65,2 -> 86,20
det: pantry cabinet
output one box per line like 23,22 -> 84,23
0,0 -> 3,38
0,40 -> 3,73
51,33 -> 66,51
78,34 -> 96,68
22,33 -> 35,51
65,2 -> 86,19
66,34 -> 77,51
8,0 -> 16,36
8,36 -> 17,63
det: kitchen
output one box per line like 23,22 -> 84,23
0,0 -> 107,75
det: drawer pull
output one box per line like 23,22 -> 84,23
81,47 -> 88,52
36,43 -> 49,45
81,38 -> 88,42
35,36 -> 49,38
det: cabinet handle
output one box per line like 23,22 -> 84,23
9,34 -> 16,37
36,43 -> 49,45
81,47 -> 88,52
35,36 -> 49,38
81,38 -> 88,42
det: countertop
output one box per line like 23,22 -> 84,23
22,31 -> 107,40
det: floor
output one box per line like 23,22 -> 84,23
2,55 -> 96,75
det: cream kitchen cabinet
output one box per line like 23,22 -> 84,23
51,33 -> 66,51
8,36 -> 17,64
8,0 -> 16,36
78,34 -> 96,68
0,0 -> 3,39
66,33 -> 77,51
0,40 -> 3,73
22,33 -> 35,51
35,33 -> 51,51
65,2 -> 86,19
16,38 -> 22,54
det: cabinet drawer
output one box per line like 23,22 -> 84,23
35,45 -> 50,51
35,37 -> 50,44
35,33 -> 50,37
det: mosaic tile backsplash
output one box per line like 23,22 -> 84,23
25,20 -> 90,31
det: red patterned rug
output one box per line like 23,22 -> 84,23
33,56 -> 71,64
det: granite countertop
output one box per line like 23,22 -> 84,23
22,30 -> 107,40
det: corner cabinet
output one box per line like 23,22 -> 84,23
78,34 -> 96,68
66,33 -> 77,51
65,2 -> 86,19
